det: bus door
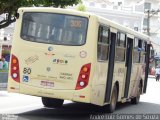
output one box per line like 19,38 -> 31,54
124,37 -> 133,98
143,43 -> 151,93
104,29 -> 116,103
92,26 -> 116,105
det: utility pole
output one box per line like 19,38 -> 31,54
146,10 -> 150,36
145,9 -> 160,36
145,9 -> 160,67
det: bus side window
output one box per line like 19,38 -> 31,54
138,40 -> 141,48
133,38 -> 140,63
115,32 -> 126,61
97,26 -> 109,61
140,40 -> 146,63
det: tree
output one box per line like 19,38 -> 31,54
0,0 -> 81,29
76,3 -> 86,12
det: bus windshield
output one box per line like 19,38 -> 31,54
21,12 -> 88,46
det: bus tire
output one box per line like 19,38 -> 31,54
107,86 -> 118,113
131,84 -> 141,104
42,97 -> 64,108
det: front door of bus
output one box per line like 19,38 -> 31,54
124,37 -> 133,98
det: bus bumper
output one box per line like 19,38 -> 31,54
18,83 -> 91,104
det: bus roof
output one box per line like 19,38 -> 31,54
18,7 -> 150,43
18,7 -> 92,18
97,15 -> 150,42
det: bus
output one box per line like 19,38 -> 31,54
8,7 -> 151,113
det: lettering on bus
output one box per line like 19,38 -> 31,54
44,52 -> 55,56
25,55 -> 39,65
63,54 -> 76,58
38,90 -> 54,96
142,64 -> 146,75
53,59 -> 68,65
40,81 -> 54,87
118,68 -> 125,76
46,67 -> 51,72
70,20 -> 82,28
23,67 -> 32,75
59,72 -> 73,80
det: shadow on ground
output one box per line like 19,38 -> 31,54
18,101 -> 160,120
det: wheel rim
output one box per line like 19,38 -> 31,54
111,88 -> 117,110
136,87 -> 141,102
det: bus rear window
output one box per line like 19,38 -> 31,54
21,12 -> 88,46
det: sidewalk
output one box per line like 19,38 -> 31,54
0,72 -> 8,90
148,75 -> 155,78
0,72 -> 8,83
0,83 -> 7,90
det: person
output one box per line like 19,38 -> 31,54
155,66 -> 160,81
0,59 -> 3,70
2,58 -> 8,70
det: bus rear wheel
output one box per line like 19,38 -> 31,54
131,85 -> 141,104
107,86 -> 118,113
42,97 -> 64,108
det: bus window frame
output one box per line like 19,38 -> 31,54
133,37 -> 147,64
115,32 -> 126,62
140,40 -> 146,63
133,37 -> 141,63
97,25 -> 110,62
20,12 -> 89,46
117,32 -> 126,47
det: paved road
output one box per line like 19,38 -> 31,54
0,72 -> 8,90
0,72 -> 8,83
0,77 -> 160,120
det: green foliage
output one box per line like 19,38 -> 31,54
76,3 -> 86,12
0,69 -> 8,72
2,49 -> 10,54
0,0 -> 81,29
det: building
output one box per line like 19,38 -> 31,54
0,14 -> 13,61
83,0 -> 144,32
82,0 -> 160,54
142,0 -> 160,44
1,1 -> 160,57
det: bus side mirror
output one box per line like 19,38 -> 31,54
15,12 -> 19,19
150,43 -> 153,50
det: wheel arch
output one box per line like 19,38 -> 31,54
114,81 -> 119,101
140,79 -> 143,94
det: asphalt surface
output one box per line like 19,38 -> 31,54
0,77 -> 160,120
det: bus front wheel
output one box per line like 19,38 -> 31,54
42,97 -> 64,108
107,86 -> 118,113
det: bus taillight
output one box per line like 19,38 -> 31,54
75,63 -> 91,90
11,54 -> 20,83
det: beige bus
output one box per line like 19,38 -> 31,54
8,7 -> 151,113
